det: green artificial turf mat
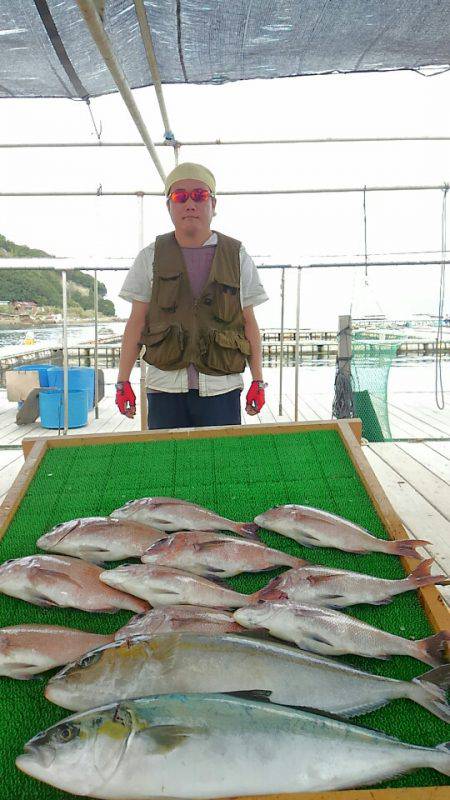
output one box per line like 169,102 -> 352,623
0,429 -> 449,799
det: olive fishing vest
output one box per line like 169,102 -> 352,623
140,231 -> 251,375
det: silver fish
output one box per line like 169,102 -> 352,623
45,631 -> 450,722
234,601 -> 450,666
254,504 -> 430,558
16,694 -> 450,796
37,517 -> 166,563
0,625 -> 114,679
257,559 -> 450,608
0,555 -> 149,614
100,564 -> 255,608
110,496 -> 259,538
115,605 -> 244,639
141,530 -> 304,577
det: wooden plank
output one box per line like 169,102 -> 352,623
339,422 -> 450,633
363,446 -> 450,606
369,443 -> 450,521
395,442 -> 450,484
236,790 -> 449,800
0,438 -> 48,540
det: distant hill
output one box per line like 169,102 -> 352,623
0,234 -> 115,315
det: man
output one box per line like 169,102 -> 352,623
116,162 -> 268,429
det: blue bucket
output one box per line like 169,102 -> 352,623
14,363 -> 54,387
39,388 -> 88,429
46,367 -> 95,409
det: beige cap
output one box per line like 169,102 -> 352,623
165,162 -> 216,195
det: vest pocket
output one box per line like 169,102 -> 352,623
205,330 -> 251,374
213,280 -> 240,322
157,272 -> 182,311
142,322 -> 186,368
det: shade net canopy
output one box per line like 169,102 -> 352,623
1,0 -> 450,99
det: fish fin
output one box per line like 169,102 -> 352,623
416,631 -> 450,667
225,690 -> 273,703
204,574 -> 233,589
407,559 -> 450,588
388,538 -> 431,559
370,597 -> 393,606
414,664 -> 450,689
306,574 -> 335,585
193,541 -> 227,553
29,567 -> 85,592
141,633 -> 180,675
237,524 -> 260,541
435,742 -> 450,776
144,724 -> 206,754
0,634 -> 9,654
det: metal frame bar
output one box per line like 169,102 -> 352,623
1,183 -> 449,197
278,267 -> 285,416
76,0 -> 166,183
94,268 -> 99,419
3,136 -> 450,149
294,267 -> 302,422
61,270 -> 69,434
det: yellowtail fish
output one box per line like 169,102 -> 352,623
141,530 -> 305,577
115,605 -> 244,639
0,555 -> 149,614
16,694 -> 450,796
100,564 -> 256,608
234,601 -> 450,666
257,559 -> 450,608
37,517 -> 166,563
255,504 -> 430,557
0,625 -> 114,679
110,497 -> 259,538
45,631 -> 450,721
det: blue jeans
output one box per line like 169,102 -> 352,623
147,389 -> 241,430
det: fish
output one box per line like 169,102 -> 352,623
256,559 -> 450,608
0,625 -> 114,679
0,555 -> 149,614
37,517 -> 166,564
234,601 -> 450,666
16,693 -> 450,796
115,605 -> 244,639
141,530 -> 305,577
100,565 -> 255,608
45,631 -> 450,721
254,504 -> 430,558
110,496 -> 259,538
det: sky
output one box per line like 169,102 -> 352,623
1,68 -> 450,328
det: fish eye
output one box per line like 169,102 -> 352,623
56,723 -> 79,743
79,651 -> 101,669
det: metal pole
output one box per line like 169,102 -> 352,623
94,269 -> 99,419
278,268 -> 285,416
2,184 -> 450,197
294,267 -> 302,422
76,0 -> 166,183
62,270 -> 69,435
137,193 -> 148,432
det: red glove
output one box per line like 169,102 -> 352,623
115,381 -> 136,417
246,380 -> 267,415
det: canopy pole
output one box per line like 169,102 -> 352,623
137,193 -> 148,431
278,267 -> 285,416
294,267 -> 302,422
62,270 -> 69,435
76,0 -> 166,183
133,0 -> 178,165
94,269 -> 99,419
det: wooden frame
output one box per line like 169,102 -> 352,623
1,419 -> 449,800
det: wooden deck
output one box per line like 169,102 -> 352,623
1,366 -> 449,606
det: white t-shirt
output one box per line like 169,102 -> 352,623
120,232 -> 268,396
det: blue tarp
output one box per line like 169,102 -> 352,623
1,1 -> 449,99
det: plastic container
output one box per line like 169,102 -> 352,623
13,363 -> 54,387
39,388 -> 88,429
46,367 -> 95,409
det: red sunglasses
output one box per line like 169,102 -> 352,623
168,188 -> 215,203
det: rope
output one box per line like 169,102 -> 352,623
435,184 -> 448,409
85,98 -> 102,141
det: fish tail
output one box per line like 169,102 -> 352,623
406,559 -> 450,589
255,576 -> 287,602
236,523 -> 260,540
430,742 -> 450,776
414,631 -> 450,667
412,665 -> 450,722
386,538 -> 431,559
